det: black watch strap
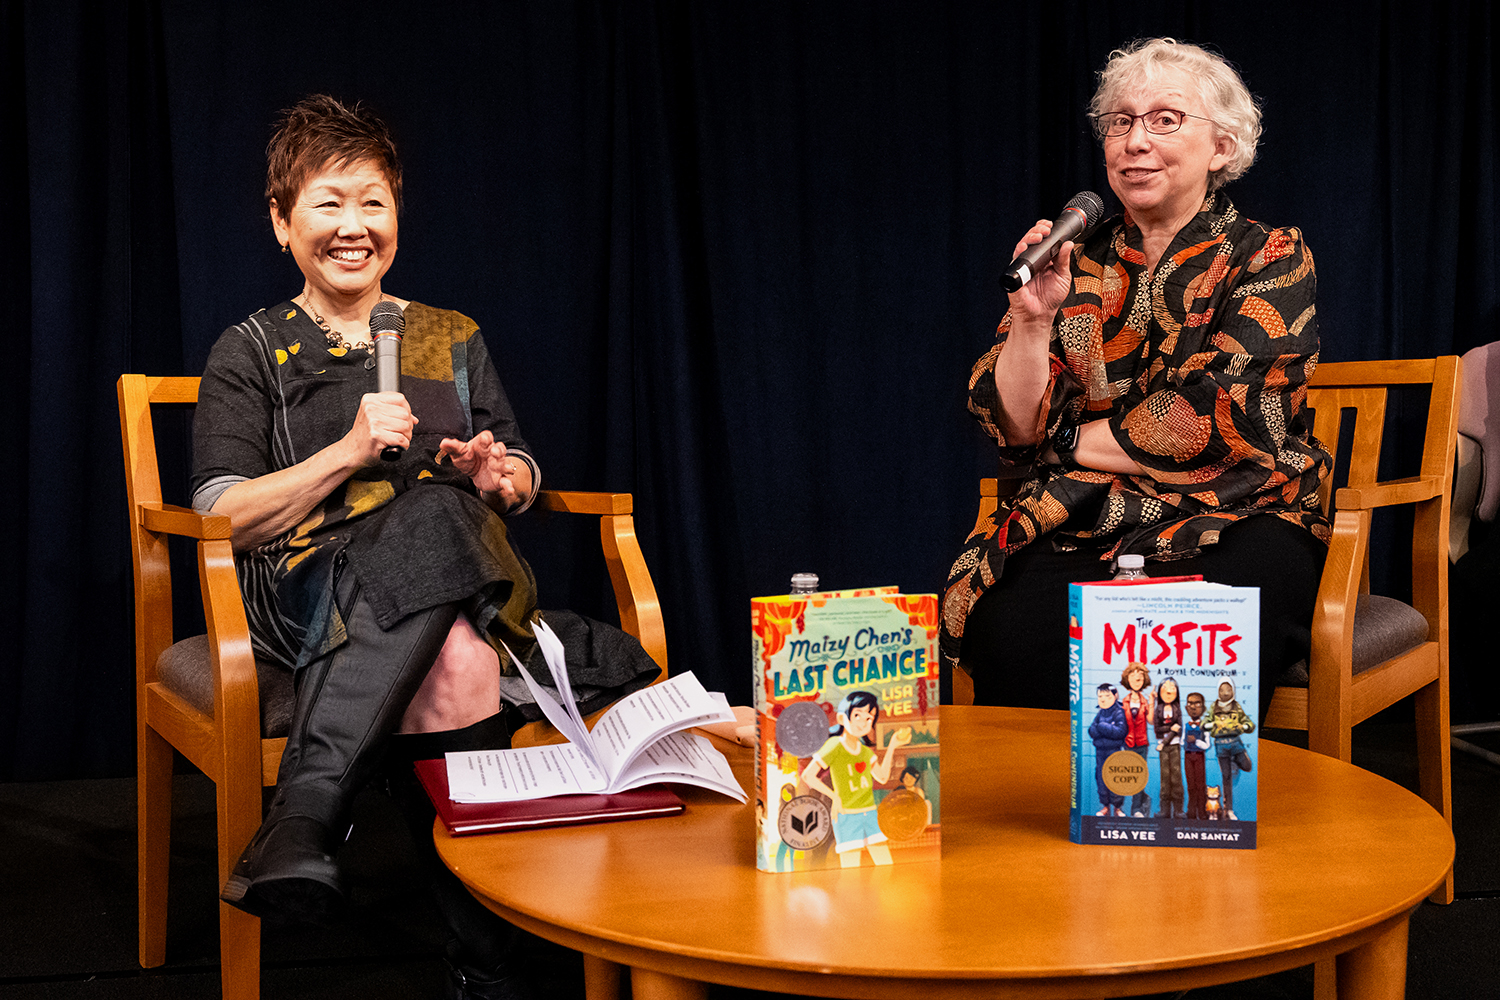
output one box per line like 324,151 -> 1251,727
1053,423 -> 1079,465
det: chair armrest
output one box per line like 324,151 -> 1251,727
139,502 -> 233,540
198,539 -> 267,776
533,490 -> 633,516
1334,476 -> 1443,511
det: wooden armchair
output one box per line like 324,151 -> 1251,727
118,374 -> 666,1000
952,358 -> 1460,909
1264,357 -> 1460,905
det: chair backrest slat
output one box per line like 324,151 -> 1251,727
147,376 -> 201,405
1305,384 -> 1388,517
118,375 -> 203,686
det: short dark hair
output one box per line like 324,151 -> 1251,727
830,690 -> 881,747
265,94 -> 402,219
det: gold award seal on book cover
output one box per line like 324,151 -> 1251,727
877,789 -> 928,841
1102,750 -> 1150,796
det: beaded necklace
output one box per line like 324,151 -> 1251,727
303,299 -> 374,354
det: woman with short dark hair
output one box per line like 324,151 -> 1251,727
193,95 -> 651,999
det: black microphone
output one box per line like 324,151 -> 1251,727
370,301 -> 405,462
1000,191 -> 1105,292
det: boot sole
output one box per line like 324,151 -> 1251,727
221,870 -> 345,926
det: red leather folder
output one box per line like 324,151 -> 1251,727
414,758 -> 685,835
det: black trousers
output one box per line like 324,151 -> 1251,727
959,516 -> 1326,719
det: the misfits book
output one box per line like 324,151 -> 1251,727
1069,580 -> 1259,849
752,588 -> 941,872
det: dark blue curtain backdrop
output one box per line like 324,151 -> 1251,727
4,0 -> 1495,778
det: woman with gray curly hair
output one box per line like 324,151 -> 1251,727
944,39 -> 1331,717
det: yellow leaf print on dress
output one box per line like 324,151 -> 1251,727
345,479 -> 396,516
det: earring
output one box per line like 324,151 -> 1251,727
281,244 -> 289,254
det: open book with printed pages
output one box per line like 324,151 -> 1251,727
445,616 -> 747,804
416,758 -> 685,836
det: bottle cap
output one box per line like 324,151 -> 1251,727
1117,554 -> 1145,569
789,572 -> 820,594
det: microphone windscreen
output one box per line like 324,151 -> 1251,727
1065,191 -> 1106,231
370,300 -> 405,337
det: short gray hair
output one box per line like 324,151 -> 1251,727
1089,38 -> 1262,191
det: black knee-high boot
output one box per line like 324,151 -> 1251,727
386,713 -> 538,1000
221,571 -> 459,923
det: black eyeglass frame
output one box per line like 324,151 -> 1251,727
1089,109 -> 1221,140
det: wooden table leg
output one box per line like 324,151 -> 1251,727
1334,918 -> 1409,1000
629,967 -> 709,1000
583,955 -> 622,1000
1314,956 -> 1335,1000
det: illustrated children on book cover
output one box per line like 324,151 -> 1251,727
1088,683 -> 1127,817
800,692 -> 912,866
1183,690 -> 1213,819
752,590 -> 941,872
1069,581 -> 1259,849
1153,677 -> 1187,819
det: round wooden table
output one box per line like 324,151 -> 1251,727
436,706 -> 1452,999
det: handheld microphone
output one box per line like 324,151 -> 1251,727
370,301 -> 405,462
1000,191 -> 1105,292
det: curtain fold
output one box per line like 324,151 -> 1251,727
5,0 -> 1496,778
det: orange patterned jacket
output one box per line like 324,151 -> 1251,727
941,192 -> 1331,669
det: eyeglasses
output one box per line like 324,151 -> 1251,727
1090,109 -> 1219,140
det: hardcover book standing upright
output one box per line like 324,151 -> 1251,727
1069,580 -> 1259,849
752,589 -> 941,872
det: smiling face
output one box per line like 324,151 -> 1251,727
842,704 -> 877,739
1102,66 -> 1233,233
271,157 -> 398,312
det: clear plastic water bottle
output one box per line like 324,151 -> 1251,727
1113,554 -> 1148,580
789,573 -> 819,594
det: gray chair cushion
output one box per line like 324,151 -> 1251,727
156,634 -> 295,739
1279,594 -> 1430,687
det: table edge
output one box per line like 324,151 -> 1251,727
469,894 -> 1421,998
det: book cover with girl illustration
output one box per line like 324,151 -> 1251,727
752,589 -> 941,872
1069,579 -> 1258,849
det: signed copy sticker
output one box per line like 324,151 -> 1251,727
777,795 -> 831,850
1102,749 -> 1150,796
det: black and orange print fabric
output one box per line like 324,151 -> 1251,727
941,192 -> 1331,669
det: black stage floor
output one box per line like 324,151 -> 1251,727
2,721 -> 1497,1000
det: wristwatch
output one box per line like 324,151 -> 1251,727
1052,423 -> 1079,465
